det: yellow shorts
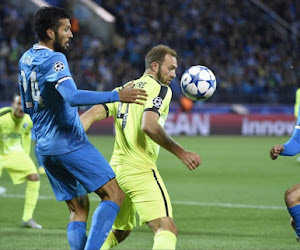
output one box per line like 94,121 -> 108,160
0,151 -> 37,184
111,164 -> 173,230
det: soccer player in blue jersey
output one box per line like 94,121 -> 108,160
270,124 -> 300,242
18,6 -> 147,250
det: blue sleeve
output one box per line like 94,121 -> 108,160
280,128 -> 300,156
56,78 -> 120,106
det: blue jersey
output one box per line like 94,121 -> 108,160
18,44 -> 87,155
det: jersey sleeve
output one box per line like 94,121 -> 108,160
105,102 -> 115,117
43,53 -> 71,83
144,82 -> 172,116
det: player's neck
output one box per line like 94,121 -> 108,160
38,41 -> 54,51
11,111 -> 23,122
143,70 -> 157,80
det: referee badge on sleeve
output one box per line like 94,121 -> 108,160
53,61 -> 65,72
152,97 -> 163,109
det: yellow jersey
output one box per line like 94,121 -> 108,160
0,107 -> 33,155
106,74 -> 172,169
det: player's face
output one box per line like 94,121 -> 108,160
53,18 -> 73,54
157,54 -> 177,85
12,96 -> 24,118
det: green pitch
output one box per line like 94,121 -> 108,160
1,135 -> 300,249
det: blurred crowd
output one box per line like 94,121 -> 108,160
0,0 -> 300,104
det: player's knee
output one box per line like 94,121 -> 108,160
99,180 -> 125,207
168,222 -> 178,236
108,185 -> 124,207
116,186 -> 125,206
114,229 -> 131,243
285,187 -> 300,206
148,217 -> 178,236
66,195 -> 89,221
76,195 -> 90,212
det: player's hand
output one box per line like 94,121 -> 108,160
179,151 -> 201,170
118,82 -> 147,105
270,145 -> 284,160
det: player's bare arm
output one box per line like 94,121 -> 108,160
119,82 -> 148,105
142,111 -> 201,170
270,145 -> 284,160
80,105 -> 107,132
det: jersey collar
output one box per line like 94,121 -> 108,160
33,43 -> 53,51
143,74 -> 167,87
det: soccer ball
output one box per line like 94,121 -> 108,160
180,65 -> 217,101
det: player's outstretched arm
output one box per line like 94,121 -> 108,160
270,128 -> 300,159
80,105 -> 107,132
118,82 -> 147,105
142,111 -> 201,170
56,79 -> 147,107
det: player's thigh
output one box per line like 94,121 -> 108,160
39,154 -> 87,201
116,166 -> 173,226
40,142 -> 115,201
59,142 -> 116,192
0,152 -> 37,184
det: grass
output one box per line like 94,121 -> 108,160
1,135 -> 300,249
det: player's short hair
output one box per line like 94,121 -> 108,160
12,93 -> 20,103
34,6 -> 70,41
145,45 -> 177,69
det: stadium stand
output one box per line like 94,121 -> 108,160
0,0 -> 299,104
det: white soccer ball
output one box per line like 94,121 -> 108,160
180,65 -> 217,101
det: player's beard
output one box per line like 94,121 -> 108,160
53,32 -> 69,55
157,68 -> 164,84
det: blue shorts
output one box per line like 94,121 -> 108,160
39,142 -> 115,201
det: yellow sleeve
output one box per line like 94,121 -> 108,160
144,83 -> 171,116
294,88 -> 300,118
106,102 -> 116,118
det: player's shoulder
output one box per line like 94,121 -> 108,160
0,107 -> 12,117
138,75 -> 170,90
23,115 -> 33,129
140,75 -> 171,98
42,50 -> 68,68
23,113 -> 32,123
20,44 -> 68,69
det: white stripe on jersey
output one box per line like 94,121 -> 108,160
295,125 -> 300,129
55,76 -> 73,89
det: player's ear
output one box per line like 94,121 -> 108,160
46,28 -> 55,40
151,62 -> 159,73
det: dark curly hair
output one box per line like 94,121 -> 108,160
34,6 -> 70,42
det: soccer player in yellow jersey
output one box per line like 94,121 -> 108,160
81,45 -> 201,249
0,94 -> 42,229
